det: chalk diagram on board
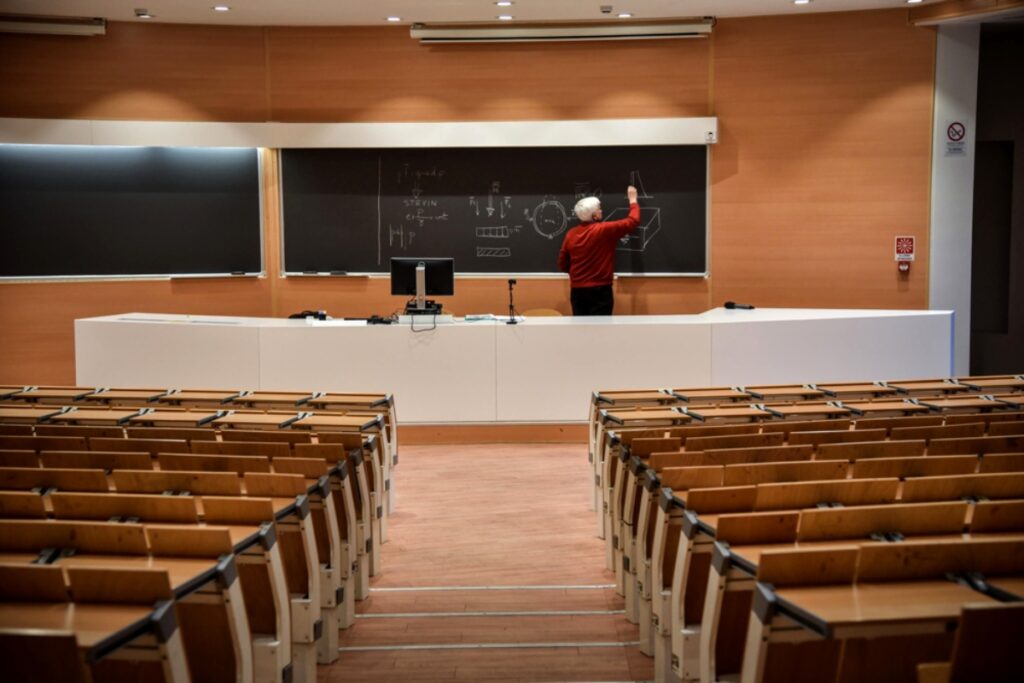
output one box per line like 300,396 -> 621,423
381,160 -> 450,259
470,180 -> 521,258
524,196 -> 568,240
615,170 -> 661,252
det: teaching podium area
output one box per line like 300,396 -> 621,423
75,309 -> 954,424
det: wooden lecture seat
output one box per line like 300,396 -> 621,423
47,408 -> 145,426
155,390 -> 246,408
678,405 -> 775,424
80,388 -> 172,405
841,400 -> 933,417
229,392 -> 317,410
41,450 -> 153,471
883,378 -> 973,396
90,436 -> 190,454
0,563 -> 188,683
0,434 -> 89,452
700,500 -> 1024,683
4,386 -> 97,404
35,424 -> 126,438
742,538 -> 1024,683
221,429 -> 314,445
812,381 -> 900,400
126,426 -> 220,441
657,472 -> 1024,682
916,602 -> 1024,683
954,375 -> 1024,393
0,522 -> 252,683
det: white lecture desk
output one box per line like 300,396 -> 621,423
75,308 -> 954,424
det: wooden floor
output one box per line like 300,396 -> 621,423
320,443 -> 652,683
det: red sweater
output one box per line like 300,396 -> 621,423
557,203 -> 640,288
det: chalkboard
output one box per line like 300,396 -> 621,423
0,146 -> 262,277
281,145 -> 706,275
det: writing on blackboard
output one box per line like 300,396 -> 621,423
279,145 -> 709,275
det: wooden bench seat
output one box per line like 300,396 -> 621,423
700,500 -> 1021,683
0,434 -> 89,452
90,436 -> 189,454
35,424 -> 126,438
0,466 -> 110,492
126,426 -> 219,441
41,449 -> 153,471
0,563 -> 188,683
0,521 -> 253,683
743,537 -> 1024,683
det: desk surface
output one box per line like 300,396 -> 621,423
57,555 -> 216,590
775,580 -> 996,633
0,602 -> 156,649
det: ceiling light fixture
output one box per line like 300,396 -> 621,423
906,0 -> 923,4
212,5 -> 230,11
495,1 -> 514,6
793,0 -> 811,5
134,8 -> 154,19
618,13 -> 633,18
386,16 -> 402,22
497,15 -> 514,21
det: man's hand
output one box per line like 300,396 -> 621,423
626,185 -> 638,204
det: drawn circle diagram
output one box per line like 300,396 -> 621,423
947,122 -> 965,142
525,197 -> 567,240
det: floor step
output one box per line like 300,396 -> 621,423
322,645 -> 653,683
340,613 -> 639,648
358,586 -> 623,615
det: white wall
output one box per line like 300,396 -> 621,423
929,24 -> 980,375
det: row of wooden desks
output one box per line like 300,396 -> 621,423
0,450 -> 374,683
614,443 -> 1024,683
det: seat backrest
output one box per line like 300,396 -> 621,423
949,603 -> 1024,682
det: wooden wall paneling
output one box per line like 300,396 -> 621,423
264,27 -> 710,122
0,277 -> 273,384
0,22 -> 269,121
0,10 -> 944,386
709,10 -> 936,309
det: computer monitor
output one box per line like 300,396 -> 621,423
390,257 -> 454,313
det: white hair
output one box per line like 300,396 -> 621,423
574,196 -> 601,222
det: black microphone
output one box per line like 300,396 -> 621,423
724,301 -> 755,310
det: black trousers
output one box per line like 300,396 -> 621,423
570,284 -> 614,316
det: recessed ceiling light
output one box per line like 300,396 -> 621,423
386,16 -> 401,22
907,0 -> 923,4
618,13 -> 633,18
134,8 -> 154,19
496,1 -> 514,6
793,0 -> 811,5
212,5 -> 230,11
497,15 -> 514,21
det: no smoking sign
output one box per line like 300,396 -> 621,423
945,120 -> 967,156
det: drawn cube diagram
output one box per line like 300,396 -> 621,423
609,207 -> 661,251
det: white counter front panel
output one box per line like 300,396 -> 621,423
257,322 -> 497,423
705,309 -> 954,386
496,317 -> 711,422
75,315 -> 262,389
74,309 -> 954,423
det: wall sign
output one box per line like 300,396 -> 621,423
945,120 -> 967,157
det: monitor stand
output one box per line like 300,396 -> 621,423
404,301 -> 442,316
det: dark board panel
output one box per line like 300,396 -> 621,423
281,145 -> 706,274
0,146 -> 261,277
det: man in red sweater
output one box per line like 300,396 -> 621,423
558,185 -> 640,315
